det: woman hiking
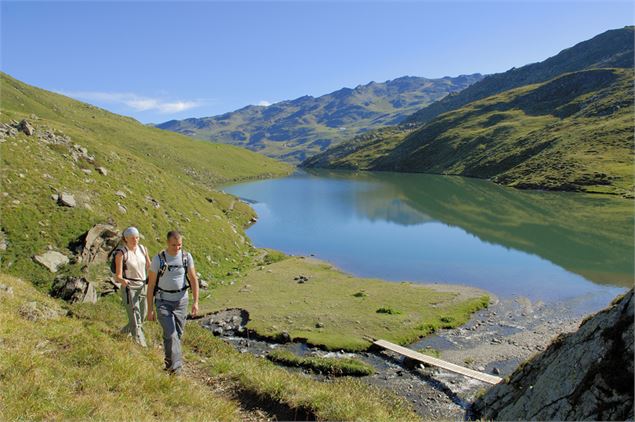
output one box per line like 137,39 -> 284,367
147,230 -> 199,375
113,226 -> 151,347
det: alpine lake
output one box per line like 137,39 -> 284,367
224,169 -> 633,315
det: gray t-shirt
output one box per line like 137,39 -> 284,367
151,250 -> 194,301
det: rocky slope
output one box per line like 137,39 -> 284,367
156,74 -> 483,163
472,289 -> 634,420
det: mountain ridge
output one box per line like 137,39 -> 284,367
156,73 -> 484,163
404,26 -> 634,125
302,27 -> 635,197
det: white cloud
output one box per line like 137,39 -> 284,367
257,100 -> 272,107
57,90 -> 203,114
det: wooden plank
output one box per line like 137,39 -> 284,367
373,339 -> 503,385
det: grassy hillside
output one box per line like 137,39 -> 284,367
303,68 -> 634,197
301,126 -> 416,169
0,273 -> 420,421
404,26 -> 634,125
156,74 -> 483,163
0,71 -> 291,288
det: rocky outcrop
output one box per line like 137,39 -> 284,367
79,223 -> 119,265
472,289 -> 634,421
0,122 -> 18,139
199,308 -> 249,336
57,192 -> 76,207
33,250 -> 69,272
50,276 -> 97,304
18,119 -> 34,136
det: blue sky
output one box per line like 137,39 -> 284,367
2,1 -> 633,123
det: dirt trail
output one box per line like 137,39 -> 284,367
181,354 -> 317,421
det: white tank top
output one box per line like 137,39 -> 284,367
123,245 -> 147,288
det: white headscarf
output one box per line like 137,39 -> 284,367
123,226 -> 140,238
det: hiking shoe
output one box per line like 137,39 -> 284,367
168,366 -> 183,376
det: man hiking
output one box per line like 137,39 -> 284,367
147,230 -> 199,374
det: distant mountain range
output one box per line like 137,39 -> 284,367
155,74 -> 483,163
302,27 -> 635,197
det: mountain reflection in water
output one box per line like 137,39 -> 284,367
224,170 -> 633,312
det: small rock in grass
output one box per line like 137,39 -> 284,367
0,284 -> 14,296
51,275 -> 97,304
57,192 -> 76,207
33,250 -> 69,272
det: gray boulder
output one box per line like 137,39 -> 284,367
33,250 -> 69,272
50,276 -> 97,304
58,192 -> 76,207
79,223 -> 119,265
472,289 -> 634,421
18,119 -> 34,136
200,308 -> 249,336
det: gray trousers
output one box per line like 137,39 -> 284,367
155,296 -> 188,372
121,285 -> 147,347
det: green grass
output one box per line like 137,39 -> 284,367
185,324 -> 415,421
203,256 -> 490,351
266,349 -> 375,376
418,347 -> 441,358
0,273 -> 240,421
0,273 -> 420,421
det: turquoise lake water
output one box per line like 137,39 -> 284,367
224,170 -> 633,314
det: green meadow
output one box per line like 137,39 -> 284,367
205,256 -> 490,351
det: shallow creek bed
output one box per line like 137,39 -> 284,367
197,295 -> 583,420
